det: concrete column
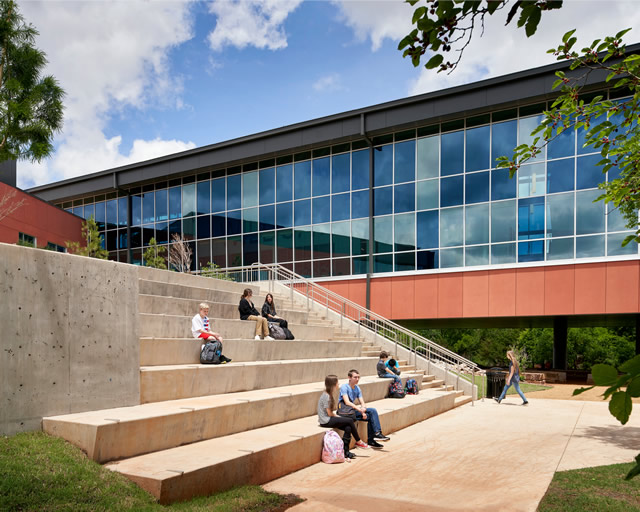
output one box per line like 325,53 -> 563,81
553,316 -> 568,370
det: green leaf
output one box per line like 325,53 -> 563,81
591,364 -> 619,386
562,29 -> 577,43
627,376 -> 640,398
572,386 -> 595,396
624,454 -> 640,480
412,6 -> 426,24
620,354 -> 640,375
424,53 -> 444,70
609,391 -> 632,425
615,28 -> 632,39
625,54 -> 640,62
524,7 -> 541,38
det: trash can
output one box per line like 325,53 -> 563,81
486,368 -> 507,398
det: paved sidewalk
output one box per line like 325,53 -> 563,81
264,398 -> 640,512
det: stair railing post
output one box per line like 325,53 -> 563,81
340,302 -> 344,331
394,331 -> 398,359
306,282 -> 309,313
357,310 -> 360,339
471,368 -> 475,406
290,278 -> 293,304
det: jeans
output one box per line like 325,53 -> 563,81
355,407 -> 382,442
380,373 -> 401,384
498,378 -> 527,402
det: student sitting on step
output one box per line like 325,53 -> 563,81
261,293 -> 288,328
238,288 -> 274,341
377,351 -> 401,383
318,374 -> 367,459
191,302 -> 231,363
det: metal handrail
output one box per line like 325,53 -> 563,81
207,262 -> 480,402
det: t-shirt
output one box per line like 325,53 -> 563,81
191,314 -> 207,338
339,383 -> 362,405
317,392 -> 332,425
377,359 -> 389,377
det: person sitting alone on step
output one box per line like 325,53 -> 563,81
377,351 -> 401,383
238,288 -> 274,341
191,302 -> 231,363
261,293 -> 288,328
318,375 -> 369,459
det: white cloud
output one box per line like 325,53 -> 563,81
207,0 -> 303,51
16,1 -> 196,188
313,73 -> 345,92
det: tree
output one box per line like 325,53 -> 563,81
143,237 -> 167,269
168,233 -> 192,273
0,0 -> 64,163
66,216 -> 108,259
0,186 -> 24,221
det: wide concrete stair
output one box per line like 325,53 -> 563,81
43,269 -> 469,504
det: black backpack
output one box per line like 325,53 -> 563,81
388,380 -> 405,399
200,340 -> 222,364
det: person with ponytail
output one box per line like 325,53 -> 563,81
317,374 -> 367,459
494,350 -> 529,405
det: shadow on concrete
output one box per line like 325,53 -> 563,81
574,425 -> 640,450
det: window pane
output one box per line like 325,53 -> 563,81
374,186 -> 392,216
295,261 -> 311,278
417,135 -> 439,180
259,231 -> 275,264
395,252 -> 415,272
212,178 -> 225,212
465,171 -> 489,204
547,159 -> 574,194
466,245 -> 489,266
197,215 -> 210,239
441,175 -> 463,207
465,125 -> 490,172
212,238 -> 226,267
352,149 -> 369,191
546,238 -> 574,261
465,203 -> 489,245
143,193 -> 154,223
576,235 -> 604,258
196,182 -> 210,216
374,216 -> 392,253
259,167 -> 275,205
394,182 -> 415,213
332,221 -> 350,258
491,243 -> 516,264
131,194 -> 141,225
313,224 -> 331,259
313,157 -> 330,196
374,254 -> 393,273
353,256 -> 369,275
576,154 -> 603,190
577,125 -> 597,155
519,115 -> 545,160
546,193 -> 574,238
107,199 -> 118,229
294,199 -> 311,226
294,228 -> 311,260
440,207 -> 463,247
491,200 -> 516,242
417,250 -> 438,269
417,179 -> 438,210
227,209 -> 241,235
608,232 -> 638,256
259,205 -> 275,231
294,161 -> 311,199
518,240 -> 544,262
212,214 -> 226,237
518,163 -> 545,197
182,217 -> 195,241
394,213 -> 415,252
332,193 -> 350,222
607,204 -> 630,232
243,207 -> 258,233
276,164 -> 293,202
440,247 -> 463,268
548,126 -> 575,159
441,130 -> 463,176
227,175 -> 241,210
518,197 -> 545,240
417,210 -> 438,249
314,259 -> 331,278
576,189 -> 604,235
243,233 -> 258,265
351,190 -> 369,219
491,168 -> 517,200
276,202 -> 292,229
491,120 -> 517,168
374,144 -> 393,186
168,187 -> 180,220
277,229 -> 293,262
333,257 -> 351,276
394,140 -> 415,183
351,218 -> 369,255
332,153 -> 350,193
94,201 -> 105,228
313,196 -> 330,224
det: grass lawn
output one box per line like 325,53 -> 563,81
538,462 -> 640,511
0,431 -> 302,512
460,373 -> 551,398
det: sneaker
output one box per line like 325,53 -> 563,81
374,433 -> 390,441
345,452 -> 356,459
220,360 -> 227,364
223,356 -> 232,363
368,440 -> 384,449
522,401 -> 529,405
493,397 -> 501,404
355,440 -> 369,449
265,336 -> 275,341
255,335 -> 261,340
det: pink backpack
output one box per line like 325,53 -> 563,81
321,430 -> 345,464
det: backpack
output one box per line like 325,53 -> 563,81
200,340 -> 222,364
268,322 -> 286,340
405,378 -> 419,395
321,430 -> 345,464
282,326 -> 295,340
388,380 -> 405,399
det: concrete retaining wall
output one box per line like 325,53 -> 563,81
0,243 -> 140,435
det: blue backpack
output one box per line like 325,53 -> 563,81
405,378 -> 419,395
388,380 -> 405,399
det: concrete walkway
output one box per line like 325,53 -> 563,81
265,398 -> 640,512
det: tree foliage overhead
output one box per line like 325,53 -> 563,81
0,0 -> 64,163
398,0 -> 563,72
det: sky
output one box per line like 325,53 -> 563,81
17,0 -> 640,189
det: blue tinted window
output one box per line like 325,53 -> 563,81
440,207 -> 463,247
212,214 -> 225,237
332,153 -> 350,193
491,200 -> 516,242
394,213 -> 415,252
576,154 -> 603,189
243,208 -> 258,233
294,199 -> 311,226
548,126 -> 575,159
294,161 -> 311,199
441,130 -> 463,176
197,215 -> 210,239
576,189 -> 604,235
608,233 -> 638,256
197,182 -> 210,215
294,228 -> 311,260
212,178 -> 225,212
607,204 -> 629,232
465,203 -> 489,245
417,250 -> 438,269
519,116 -> 545,161
106,199 -> 118,229
491,243 -> 516,264
277,229 -> 293,262
417,179 -> 438,210
518,240 -> 544,262
608,165 -> 623,182
244,233 -> 259,265
374,216 -> 392,253
518,197 -> 545,240
259,167 -> 275,205
374,144 -> 392,186
227,175 -> 241,210
130,226 -> 141,248
441,175 -> 463,207
394,183 -> 415,213
374,186 -> 392,216
466,125 -> 490,172
227,210 -> 241,235
72,206 -> 83,217
374,254 -> 393,274
394,140 -> 415,183
182,184 -> 196,217
576,235 -> 604,258
351,219 -> 369,255
168,187 -> 181,220
313,158 -> 330,196
352,150 -> 369,190
332,193 -> 350,222
333,221 -> 350,257
131,194 -> 141,225
491,120 -> 517,168
440,247 -> 463,268
353,256 -> 369,275
491,168 -> 517,200
547,159 -> 574,193
466,245 -> 489,266
313,196 -> 331,224
518,163 -> 545,197
546,193 -> 574,238
276,202 -> 292,229
417,136 -> 439,179
351,190 -> 369,219
84,203 -> 95,221
313,224 -> 331,259
169,219 -> 181,238
465,171 -> 489,204
577,126 -> 597,155
259,205 -> 275,231
276,164 -> 293,202
118,230 -> 127,249
546,238 -> 574,261
155,222 -> 168,244
417,210 -> 438,249
142,193 -> 154,223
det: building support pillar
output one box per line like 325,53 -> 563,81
362,113 -> 374,311
553,316 -> 568,370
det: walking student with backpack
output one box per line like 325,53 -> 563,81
191,303 -> 231,364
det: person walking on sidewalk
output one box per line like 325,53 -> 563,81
494,350 -> 529,405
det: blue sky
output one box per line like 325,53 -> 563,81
18,0 -> 640,189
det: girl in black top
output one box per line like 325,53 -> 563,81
238,288 -> 273,340
261,293 -> 288,328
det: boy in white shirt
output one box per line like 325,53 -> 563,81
192,303 -> 231,363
